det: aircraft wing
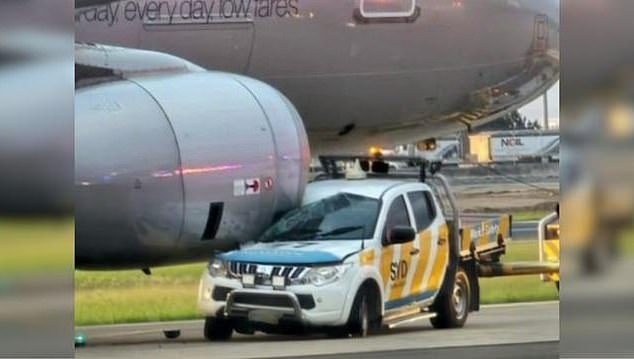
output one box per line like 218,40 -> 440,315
75,43 -> 206,85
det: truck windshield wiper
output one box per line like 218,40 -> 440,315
268,226 -> 363,242
270,228 -> 322,242
315,226 -> 363,237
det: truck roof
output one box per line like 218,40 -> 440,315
303,179 -> 419,204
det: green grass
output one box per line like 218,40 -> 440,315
618,228 -> 634,257
75,264 -> 206,326
481,240 -> 559,304
0,217 -> 74,275
75,284 -> 203,325
75,241 -> 559,326
511,210 -> 552,222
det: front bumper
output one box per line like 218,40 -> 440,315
225,289 -> 303,320
198,275 -> 351,327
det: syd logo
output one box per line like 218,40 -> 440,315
390,260 -> 408,281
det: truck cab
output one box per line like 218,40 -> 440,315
198,175 -> 510,340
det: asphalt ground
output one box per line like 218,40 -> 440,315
76,301 -> 559,359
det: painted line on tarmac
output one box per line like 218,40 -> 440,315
481,300 -> 559,309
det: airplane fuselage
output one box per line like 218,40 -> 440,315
77,0 -> 560,153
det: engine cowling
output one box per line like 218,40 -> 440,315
75,72 -> 310,269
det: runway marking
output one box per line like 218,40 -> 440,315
481,300 -> 559,309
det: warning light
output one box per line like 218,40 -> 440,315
416,138 -> 437,151
369,146 -> 383,157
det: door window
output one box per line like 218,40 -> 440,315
407,191 -> 436,231
383,195 -> 411,244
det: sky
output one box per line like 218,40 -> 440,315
518,80 -> 560,129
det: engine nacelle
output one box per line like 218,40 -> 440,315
75,72 -> 310,269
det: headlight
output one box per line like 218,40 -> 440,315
296,263 -> 351,287
208,258 -> 227,277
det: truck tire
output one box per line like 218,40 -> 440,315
430,267 -> 470,328
346,289 -> 371,337
204,316 -> 233,341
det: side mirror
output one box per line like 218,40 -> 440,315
386,226 -> 416,245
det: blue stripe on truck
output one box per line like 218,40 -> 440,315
385,290 -> 436,310
220,249 -> 341,265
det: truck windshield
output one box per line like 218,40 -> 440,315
258,193 -> 380,242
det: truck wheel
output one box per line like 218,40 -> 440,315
430,267 -> 470,329
204,316 -> 233,341
347,289 -> 370,337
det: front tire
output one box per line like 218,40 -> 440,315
204,316 -> 233,341
347,290 -> 369,337
430,267 -> 470,329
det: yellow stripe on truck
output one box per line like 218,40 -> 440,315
428,224 -> 449,290
380,245 -> 394,290
410,230 -> 432,295
389,241 -> 413,300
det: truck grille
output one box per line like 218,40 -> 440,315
232,292 -> 295,308
230,292 -> 316,310
228,262 -> 307,285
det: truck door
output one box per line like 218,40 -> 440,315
380,195 -> 416,308
405,191 -> 449,302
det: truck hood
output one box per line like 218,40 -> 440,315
219,240 -> 363,265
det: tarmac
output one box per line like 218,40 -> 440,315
76,301 -> 559,359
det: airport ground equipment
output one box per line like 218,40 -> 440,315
196,159 -> 552,340
538,211 -> 560,290
468,130 -> 560,163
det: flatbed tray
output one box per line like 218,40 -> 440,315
459,214 -> 511,257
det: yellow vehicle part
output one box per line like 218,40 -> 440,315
539,214 -> 560,283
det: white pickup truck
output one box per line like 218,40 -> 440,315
197,173 -> 511,340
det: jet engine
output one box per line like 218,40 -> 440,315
76,69 -> 310,269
